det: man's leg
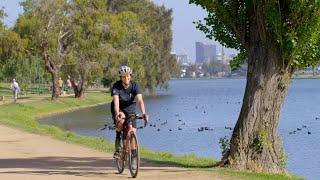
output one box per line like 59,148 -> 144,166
114,131 -> 121,158
113,112 -> 125,158
13,90 -> 17,102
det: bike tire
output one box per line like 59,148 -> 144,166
128,133 -> 140,178
115,140 -> 124,174
115,156 -> 124,174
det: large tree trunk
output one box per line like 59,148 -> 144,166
221,42 -> 293,173
43,52 -> 60,101
50,72 -> 60,101
76,78 -> 87,98
70,75 -> 87,98
312,66 -> 316,76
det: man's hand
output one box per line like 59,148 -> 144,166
142,113 -> 148,126
115,112 -> 125,132
116,112 -> 125,121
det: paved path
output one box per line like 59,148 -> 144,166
0,125 -> 228,180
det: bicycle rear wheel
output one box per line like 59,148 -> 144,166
128,133 -> 140,178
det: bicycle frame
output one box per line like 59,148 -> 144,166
124,123 -> 136,155
121,114 -> 142,157
115,114 -> 145,178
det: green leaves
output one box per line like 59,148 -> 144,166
192,5 -> 242,50
105,0 -> 178,92
1,0 -> 177,95
190,0 -> 320,70
0,7 -> 6,29
0,28 -> 29,82
67,0 -> 111,84
230,49 -> 247,71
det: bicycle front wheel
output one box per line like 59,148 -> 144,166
115,140 -> 124,174
128,133 -> 140,178
115,155 -> 124,174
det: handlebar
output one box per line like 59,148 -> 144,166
99,114 -> 148,131
123,114 -> 148,127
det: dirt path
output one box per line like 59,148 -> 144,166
0,125 -> 229,180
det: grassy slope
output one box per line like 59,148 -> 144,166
0,89 -> 301,179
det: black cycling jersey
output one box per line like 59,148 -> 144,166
110,80 -> 141,119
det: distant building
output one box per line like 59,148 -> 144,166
179,62 -> 190,78
176,54 -> 188,64
216,46 -> 232,65
216,53 -> 232,65
196,42 -> 216,63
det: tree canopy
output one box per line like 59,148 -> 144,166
105,0 -> 179,92
191,0 -> 320,70
0,0 -> 178,99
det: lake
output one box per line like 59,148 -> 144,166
40,79 -> 320,180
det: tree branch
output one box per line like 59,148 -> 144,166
206,0 -> 249,50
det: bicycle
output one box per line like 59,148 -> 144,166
115,114 -> 146,178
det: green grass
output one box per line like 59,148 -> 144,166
0,82 -> 52,101
216,168 -> 304,180
0,90 -> 302,179
0,82 -> 11,97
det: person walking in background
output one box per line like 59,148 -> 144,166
66,76 -> 72,94
58,77 -> 64,95
10,79 -> 20,103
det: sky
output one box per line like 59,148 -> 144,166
0,0 -> 237,62
0,0 -> 22,26
152,0 -> 237,61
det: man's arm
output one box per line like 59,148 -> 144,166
113,95 -> 120,118
136,94 -> 146,115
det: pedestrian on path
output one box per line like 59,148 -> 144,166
10,79 -> 20,103
58,77 -> 64,95
66,76 -> 72,94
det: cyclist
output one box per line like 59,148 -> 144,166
111,65 -> 148,158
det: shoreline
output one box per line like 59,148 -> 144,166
171,75 -> 320,80
35,102 -> 108,119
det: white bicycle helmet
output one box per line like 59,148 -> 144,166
118,65 -> 132,76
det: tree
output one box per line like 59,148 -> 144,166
64,0 -> 110,98
0,9 -> 30,87
15,0 -> 72,101
0,8 -> 7,81
190,0 -> 320,173
107,0 -> 179,92
102,10 -> 156,91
